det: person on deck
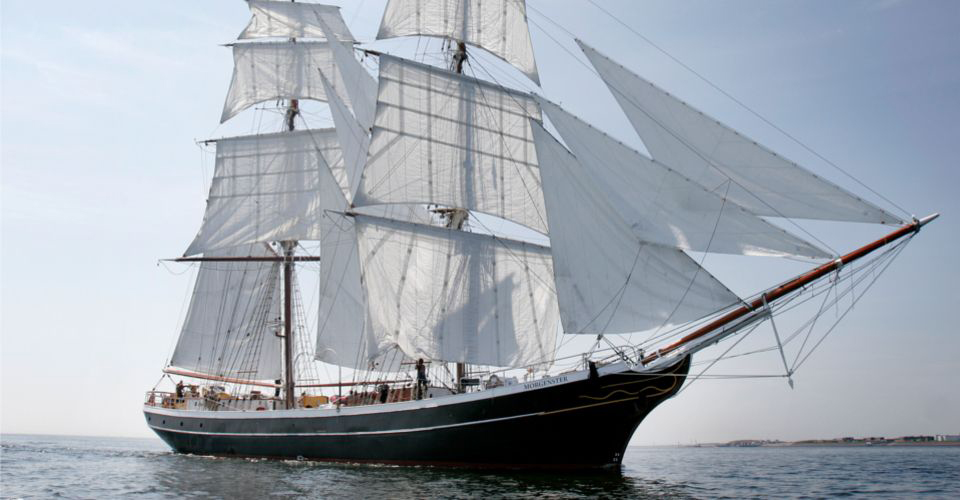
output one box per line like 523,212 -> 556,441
175,381 -> 184,399
415,359 -> 428,400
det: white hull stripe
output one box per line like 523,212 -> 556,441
149,411 -> 542,437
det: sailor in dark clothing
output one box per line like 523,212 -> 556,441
175,380 -> 184,399
415,358 -> 428,400
378,384 -> 390,404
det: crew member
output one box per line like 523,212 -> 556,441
415,359 -> 428,400
175,380 -> 184,399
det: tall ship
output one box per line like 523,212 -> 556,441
144,0 -> 936,469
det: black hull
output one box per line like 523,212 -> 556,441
145,357 -> 689,470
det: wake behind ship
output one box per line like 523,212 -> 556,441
144,0 -> 934,469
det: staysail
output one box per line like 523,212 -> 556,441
320,73 -> 369,203
355,215 -> 559,368
532,120 -> 739,334
537,98 -> 830,259
170,244 -> 283,380
355,54 -> 548,233
377,0 -> 540,84
316,16 -> 378,131
578,41 -> 902,225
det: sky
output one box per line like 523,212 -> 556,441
2,0 -> 958,445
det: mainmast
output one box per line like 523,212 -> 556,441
451,39 -> 469,394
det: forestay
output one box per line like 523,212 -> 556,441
537,98 -> 830,259
239,0 -> 355,41
221,42 -> 355,123
185,129 -> 340,256
355,55 -> 548,233
170,244 -> 283,380
578,41 -> 902,226
356,215 -> 559,368
377,0 -> 540,84
532,121 -> 739,334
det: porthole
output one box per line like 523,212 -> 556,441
162,420 -> 165,424
179,422 -> 184,427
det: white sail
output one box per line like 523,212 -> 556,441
239,1 -> 355,41
578,41 -> 903,226
317,16 -> 378,131
221,42 -> 354,123
170,244 -> 283,380
320,72 -> 368,203
532,121 -> 739,334
356,215 -> 559,368
185,129 -> 341,256
377,0 -> 540,84
315,163 -> 409,372
355,55 -> 548,233
537,98 -> 830,259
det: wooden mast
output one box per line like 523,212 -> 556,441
642,213 -> 939,365
453,39 -> 468,394
281,95 -> 300,409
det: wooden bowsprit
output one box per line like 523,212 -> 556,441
642,213 -> 939,366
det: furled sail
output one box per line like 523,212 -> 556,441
377,0 -> 540,84
170,244 -> 283,380
532,121 -> 739,334
355,55 -> 548,233
221,42 -> 355,123
239,1 -> 355,41
355,214 -> 559,368
185,129 -> 341,256
537,98 -> 830,259
578,41 -> 903,226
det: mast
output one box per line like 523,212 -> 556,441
453,39 -> 468,394
281,240 -> 296,408
282,93 -> 299,408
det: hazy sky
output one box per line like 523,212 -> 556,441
2,0 -> 958,445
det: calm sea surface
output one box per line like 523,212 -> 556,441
2,434 -> 958,499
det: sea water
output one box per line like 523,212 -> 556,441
2,434 -> 958,499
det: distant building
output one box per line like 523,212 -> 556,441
935,434 -> 960,442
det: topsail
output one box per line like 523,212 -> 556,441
185,129 -> 340,256
239,0 -> 355,41
355,55 -> 548,233
378,0 -> 540,84
220,42 -> 359,123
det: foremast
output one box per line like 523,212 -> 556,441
280,90 -> 300,408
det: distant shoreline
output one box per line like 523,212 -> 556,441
659,440 -> 960,448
